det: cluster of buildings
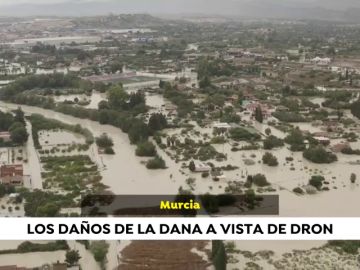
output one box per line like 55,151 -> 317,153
0,164 -> 25,186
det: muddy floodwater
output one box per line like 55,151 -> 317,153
0,99 -> 359,257
1,100 -> 359,216
38,130 -> 85,146
0,101 -> 182,195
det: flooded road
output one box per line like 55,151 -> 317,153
25,121 -> 42,189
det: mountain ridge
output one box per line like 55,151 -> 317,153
0,0 -> 359,22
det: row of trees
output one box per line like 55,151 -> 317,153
28,113 -> 93,149
3,75 -> 169,170
1,73 -> 110,100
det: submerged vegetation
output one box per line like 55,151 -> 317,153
28,114 -> 94,149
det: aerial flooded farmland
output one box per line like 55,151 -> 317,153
0,2 -> 360,269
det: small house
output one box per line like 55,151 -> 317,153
0,164 -> 24,186
194,162 -> 211,173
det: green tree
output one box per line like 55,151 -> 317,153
254,106 -> 263,123
128,121 -> 150,144
284,128 -> 305,151
90,241 -> 109,266
110,61 -> 123,74
98,110 -> 110,124
9,122 -> 28,144
0,111 -> 15,131
65,249 -> 81,266
212,240 -> 227,270
148,113 -> 167,132
199,76 -> 211,88
189,160 -> 196,172
159,80 -> 165,89
14,107 -> 25,124
98,100 -> 110,110
96,134 -> 114,148
229,127 -> 260,141
146,155 -> 166,169
262,152 -> 278,166
309,175 -> 325,190
253,174 -> 270,187
107,84 -> 127,110
263,135 -> 284,150
36,202 -> 60,217
303,146 -> 337,164
135,141 -> 157,157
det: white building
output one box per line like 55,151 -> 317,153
311,57 -> 331,66
194,161 -> 211,173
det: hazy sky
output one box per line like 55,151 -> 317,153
0,0 -> 358,7
0,0 -> 359,17
0,0 -> 92,5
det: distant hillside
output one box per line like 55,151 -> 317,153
72,14 -> 167,29
1,0 -> 360,23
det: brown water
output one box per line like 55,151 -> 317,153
0,101 -> 182,195
38,130 -> 85,146
1,100 -> 359,261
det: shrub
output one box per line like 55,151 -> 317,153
90,241 -> 109,265
96,134 -> 114,148
189,160 -> 196,172
262,152 -> 278,166
293,187 -> 304,194
197,145 -> 219,161
350,173 -> 357,183
253,174 -> 270,187
229,127 -> 260,141
146,155 -> 166,169
309,175 -> 325,190
285,129 -> 305,151
303,146 -> 337,164
135,141 -> 157,157
202,172 -> 209,178
263,135 -> 284,150
104,147 -> 115,155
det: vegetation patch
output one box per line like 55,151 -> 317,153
41,155 -> 106,196
303,146 -> 337,164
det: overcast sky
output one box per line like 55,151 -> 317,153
0,0 -> 359,17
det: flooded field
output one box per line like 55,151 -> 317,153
0,241 -> 102,270
1,97 -> 359,258
227,240 -> 359,270
38,130 -> 86,146
1,100 -> 359,217
0,250 -> 66,268
0,101 -> 182,195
